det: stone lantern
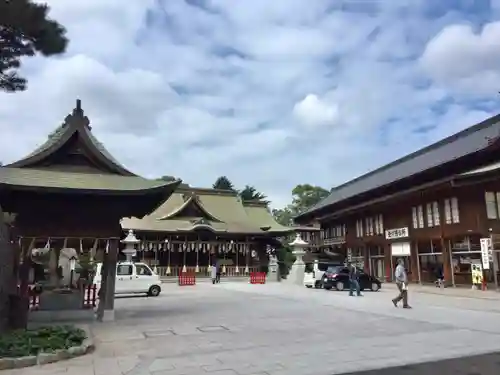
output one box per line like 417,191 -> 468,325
121,229 -> 139,262
286,233 -> 309,286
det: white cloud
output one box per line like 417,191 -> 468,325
293,94 -> 340,129
0,1 -> 498,209
420,21 -> 500,95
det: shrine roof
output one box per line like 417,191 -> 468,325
0,167 -> 181,194
242,200 -> 295,234
121,187 -> 296,235
7,99 -> 135,176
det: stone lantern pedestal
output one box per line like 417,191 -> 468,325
121,230 -> 139,261
286,234 -> 308,286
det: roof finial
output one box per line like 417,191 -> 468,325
73,99 -> 84,117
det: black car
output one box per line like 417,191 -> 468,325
321,265 -> 381,292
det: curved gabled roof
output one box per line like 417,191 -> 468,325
7,99 -> 135,176
158,193 -> 223,222
122,187 -> 271,234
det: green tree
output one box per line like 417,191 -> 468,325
271,206 -> 294,226
291,184 -> 329,213
239,185 -> 267,201
212,176 -> 235,191
0,0 -> 68,92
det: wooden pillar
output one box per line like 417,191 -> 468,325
104,238 -> 118,311
410,241 -> 419,283
384,243 -> 392,282
363,245 -> 369,273
441,237 -> 452,286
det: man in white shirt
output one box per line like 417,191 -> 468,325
392,258 -> 411,309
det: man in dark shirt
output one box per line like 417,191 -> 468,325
348,263 -> 362,297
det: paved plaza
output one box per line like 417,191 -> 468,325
5,282 -> 500,375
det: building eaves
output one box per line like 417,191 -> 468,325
297,113 -> 500,219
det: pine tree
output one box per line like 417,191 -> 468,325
0,0 -> 68,92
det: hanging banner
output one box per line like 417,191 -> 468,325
480,238 -> 491,270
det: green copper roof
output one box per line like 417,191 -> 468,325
121,188 -> 287,234
242,202 -> 294,233
0,167 -> 179,193
8,100 -> 135,176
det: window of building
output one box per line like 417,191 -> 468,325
426,203 -> 434,227
425,201 -> 440,227
377,214 -> 384,234
412,207 -> 418,229
432,201 -> 440,226
342,224 -> 347,236
484,192 -> 500,220
355,219 -> 364,238
444,197 -> 460,224
412,205 -> 424,228
365,217 -> 374,236
444,199 -> 452,224
451,197 -> 459,223
485,192 -> 497,219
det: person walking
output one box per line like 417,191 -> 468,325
348,262 -> 362,297
392,258 -> 411,308
211,263 -> 217,284
215,263 -> 221,284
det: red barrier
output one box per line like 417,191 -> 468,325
178,272 -> 196,286
250,272 -> 266,284
82,284 -> 98,309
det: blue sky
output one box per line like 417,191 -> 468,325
1,0 -> 500,208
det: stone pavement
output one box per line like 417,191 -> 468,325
4,282 -> 500,375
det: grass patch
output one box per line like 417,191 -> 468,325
0,325 -> 87,358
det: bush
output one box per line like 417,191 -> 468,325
0,325 -> 87,358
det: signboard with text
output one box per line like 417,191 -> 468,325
480,238 -> 491,270
385,227 -> 409,241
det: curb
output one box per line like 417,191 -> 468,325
0,325 -> 94,370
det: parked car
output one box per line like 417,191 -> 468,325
94,261 -> 162,297
321,265 -> 381,292
304,261 -> 344,289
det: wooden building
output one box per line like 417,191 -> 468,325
295,114 -> 500,287
121,189 -> 316,277
0,100 -> 180,320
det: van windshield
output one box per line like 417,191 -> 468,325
305,263 -> 314,273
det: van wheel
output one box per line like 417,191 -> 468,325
148,285 -> 161,297
306,285 -> 312,288
314,281 -> 322,289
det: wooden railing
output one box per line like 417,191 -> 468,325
155,266 -> 260,278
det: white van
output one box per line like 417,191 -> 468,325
94,261 -> 162,297
304,261 -> 343,289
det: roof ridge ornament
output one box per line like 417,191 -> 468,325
63,99 -> 92,130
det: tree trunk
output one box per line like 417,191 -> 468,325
0,205 -> 18,333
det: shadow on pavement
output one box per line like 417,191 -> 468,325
342,351 -> 500,375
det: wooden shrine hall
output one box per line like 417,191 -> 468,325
0,100 -> 180,321
121,190 -> 303,278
